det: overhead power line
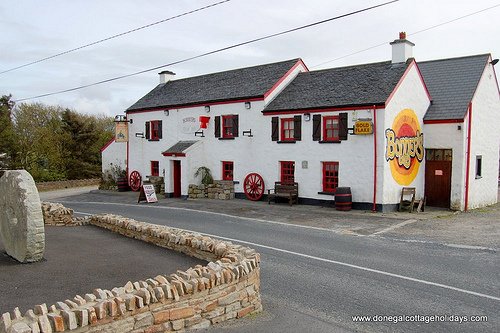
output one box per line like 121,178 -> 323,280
13,0 -> 399,102
312,3 -> 500,68
0,0 -> 232,75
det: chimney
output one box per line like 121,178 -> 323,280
159,70 -> 176,84
390,32 -> 415,64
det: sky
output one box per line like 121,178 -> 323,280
1,0 -> 499,117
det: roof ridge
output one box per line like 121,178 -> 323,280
307,60 -> 394,74
418,53 -> 490,65
166,58 -> 301,83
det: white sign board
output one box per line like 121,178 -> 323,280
142,184 -> 158,203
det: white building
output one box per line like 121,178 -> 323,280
103,33 -> 500,211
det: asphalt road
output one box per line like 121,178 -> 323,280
57,195 -> 499,333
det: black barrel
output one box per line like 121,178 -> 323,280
335,187 -> 352,211
117,177 -> 129,192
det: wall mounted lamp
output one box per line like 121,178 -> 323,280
204,106 -> 210,113
304,113 -> 311,121
135,132 -> 145,138
491,59 -> 499,66
245,102 -> 251,109
242,129 -> 253,137
114,115 -> 133,123
164,110 -> 169,116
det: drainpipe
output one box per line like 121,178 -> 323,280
464,102 -> 472,211
372,105 -> 378,212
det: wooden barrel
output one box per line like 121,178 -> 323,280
335,187 -> 352,211
117,177 -> 129,192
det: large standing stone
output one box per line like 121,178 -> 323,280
0,170 -> 45,262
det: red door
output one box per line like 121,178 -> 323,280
425,149 -> 452,208
173,161 -> 181,198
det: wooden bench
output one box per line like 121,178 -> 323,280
267,182 -> 298,206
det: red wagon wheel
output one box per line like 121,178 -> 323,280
129,170 -> 142,192
244,173 -> 265,201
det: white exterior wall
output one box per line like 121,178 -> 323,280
101,140 -> 127,175
423,123 -> 466,210
468,60 -> 500,209
260,109 -> 377,204
382,63 -> 431,206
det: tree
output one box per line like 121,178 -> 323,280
0,94 -> 16,169
12,103 -> 67,180
61,109 -> 113,179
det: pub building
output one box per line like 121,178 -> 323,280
102,33 -> 500,211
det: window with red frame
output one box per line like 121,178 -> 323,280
323,162 -> 339,192
280,161 -> 295,184
281,118 -> 294,141
151,161 -> 160,176
222,161 -> 234,181
222,115 -> 234,138
323,116 -> 339,141
145,120 -> 162,141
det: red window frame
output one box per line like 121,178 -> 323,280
323,116 -> 339,141
222,115 -> 234,138
322,162 -> 339,193
280,118 -> 294,141
222,161 -> 234,181
151,161 -> 160,177
280,161 -> 295,184
150,120 -> 160,140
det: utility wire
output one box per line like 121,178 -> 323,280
13,0 -> 399,102
0,0 -> 231,75
312,3 -> 500,68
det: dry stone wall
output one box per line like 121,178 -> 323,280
41,202 -> 90,226
35,179 -> 100,192
1,213 -> 261,333
188,180 -> 235,200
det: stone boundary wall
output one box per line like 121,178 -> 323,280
1,214 -> 261,333
188,181 -> 235,200
36,179 -> 100,192
41,202 -> 90,226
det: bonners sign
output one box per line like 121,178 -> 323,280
354,120 -> 373,135
385,109 -> 424,185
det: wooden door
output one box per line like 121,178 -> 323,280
173,161 -> 181,198
425,149 -> 452,208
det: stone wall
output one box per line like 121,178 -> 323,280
36,179 -> 100,192
1,214 -> 261,333
188,181 -> 235,200
41,202 -> 90,226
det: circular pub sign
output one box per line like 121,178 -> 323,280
385,109 -> 424,185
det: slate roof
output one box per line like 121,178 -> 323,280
418,54 -> 489,121
263,60 -> 409,112
162,141 -> 198,155
127,59 -> 301,112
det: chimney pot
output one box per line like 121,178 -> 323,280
399,31 -> 406,40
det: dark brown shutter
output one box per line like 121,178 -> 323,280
145,121 -> 150,140
214,116 -> 221,138
339,113 -> 348,140
293,115 -> 301,141
232,115 -> 239,137
158,120 -> 162,139
271,117 -> 279,141
312,115 -> 321,141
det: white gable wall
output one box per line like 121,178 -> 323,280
423,123 -> 467,210
382,62 -> 431,206
101,140 -> 127,175
467,59 -> 500,209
